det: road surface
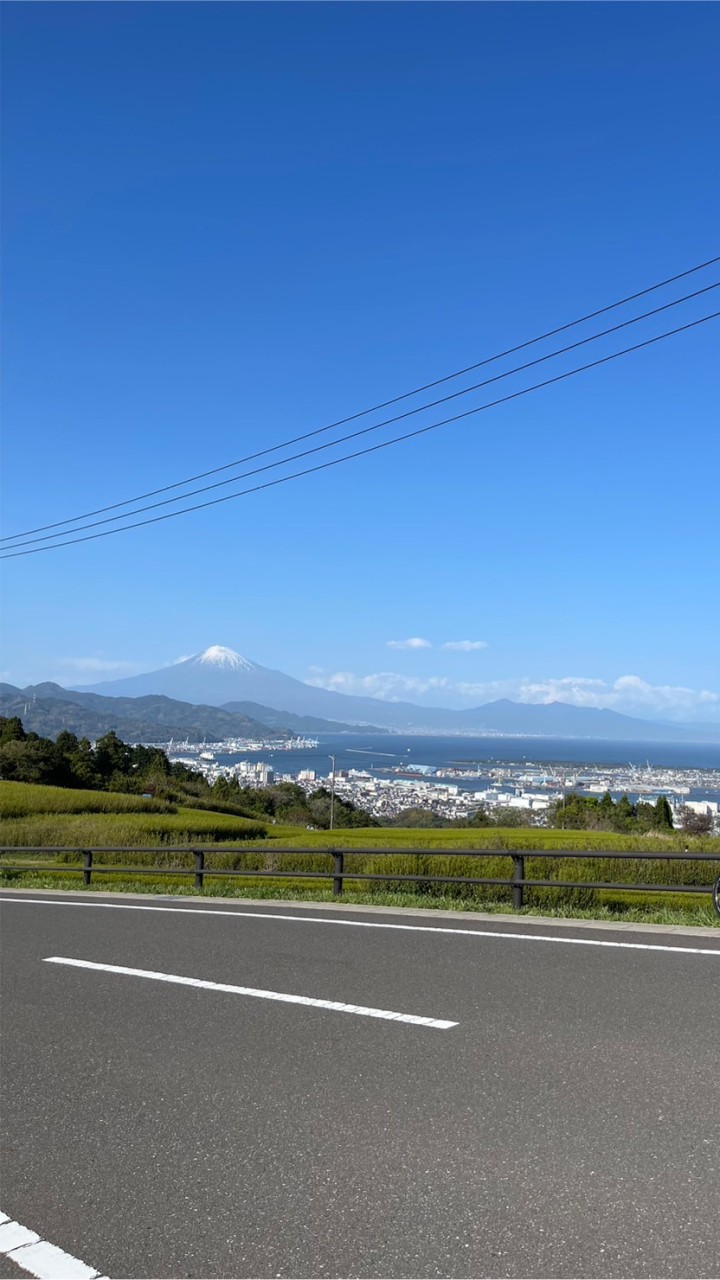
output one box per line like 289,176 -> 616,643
1,890 -> 718,1278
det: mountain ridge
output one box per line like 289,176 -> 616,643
0,682 -> 386,741
0,683 -> 289,743
73,647 -> 720,743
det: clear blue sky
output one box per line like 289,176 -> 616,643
2,2 -> 718,722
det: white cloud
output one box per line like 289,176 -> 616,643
515,674 -> 720,720
307,669 -> 453,701
306,667 -> 719,720
441,640 -> 489,652
386,637 -> 432,650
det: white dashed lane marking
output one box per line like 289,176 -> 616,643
43,956 -> 458,1028
0,1214 -> 108,1280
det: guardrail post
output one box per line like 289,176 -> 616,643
713,875 -> 720,920
82,849 -> 93,887
511,854 -> 524,909
194,849 -> 205,891
332,850 -> 344,898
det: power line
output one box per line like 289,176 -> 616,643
6,280 -> 718,549
3,308 -> 716,560
3,252 -> 719,544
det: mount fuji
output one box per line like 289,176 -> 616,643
77,645 -> 391,724
76,646 -> 720,742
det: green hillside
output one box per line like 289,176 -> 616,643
0,780 -> 267,844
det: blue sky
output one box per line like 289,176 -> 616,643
2,2 -> 719,722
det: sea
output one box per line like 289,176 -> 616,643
214,732 -> 720,800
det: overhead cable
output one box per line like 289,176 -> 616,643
2,308 -> 717,560
5,279 -> 719,549
2,252 -> 719,544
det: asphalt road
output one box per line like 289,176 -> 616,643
1,891 -> 719,1279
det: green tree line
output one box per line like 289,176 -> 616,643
0,718 -> 378,829
545,789 -> 712,835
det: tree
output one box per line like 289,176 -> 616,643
612,795 -> 636,833
272,783 -> 311,821
130,745 -> 171,782
0,716 -> 26,743
212,776 -> 232,801
654,795 -> 674,830
493,805 -> 534,828
635,802 -> 658,833
94,731 -> 132,782
67,738 -> 100,789
597,791 -> 616,828
679,806 -> 714,835
468,803 -> 494,827
52,731 -> 83,787
0,736 -> 60,784
305,788 -> 378,829
390,807 -> 450,828
548,793 -> 596,829
55,730 -> 79,755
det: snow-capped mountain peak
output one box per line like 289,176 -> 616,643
194,646 -> 256,672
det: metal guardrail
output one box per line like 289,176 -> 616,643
1,846 -> 719,916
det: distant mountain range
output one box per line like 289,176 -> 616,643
0,683 -> 288,743
0,679 -> 383,743
71,645 -> 720,744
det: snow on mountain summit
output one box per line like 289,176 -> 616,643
194,646 -> 256,671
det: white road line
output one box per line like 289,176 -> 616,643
43,956 -> 458,1028
3,894 -> 720,954
0,1214 -> 107,1280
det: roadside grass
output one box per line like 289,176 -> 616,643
1,780 -> 718,927
0,868 -> 717,928
3,844 -> 716,891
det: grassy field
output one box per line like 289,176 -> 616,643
1,780 -> 718,927
263,824 -> 720,852
0,781 -> 267,845
0,780 -> 177,817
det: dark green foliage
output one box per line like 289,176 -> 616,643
466,803 -> 495,827
0,735 -> 62,784
0,718 -> 206,804
655,795 -> 674,829
389,808 -> 453,828
679,806 -> 714,834
547,790 -> 683,834
614,794 -> 635,831
215,780 -> 379,829
491,806 -> 535,828
466,803 -> 535,828
548,793 -> 600,829
94,731 -> 133,781
0,716 -> 26,743
212,775 -> 233,801
597,790 -> 615,824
